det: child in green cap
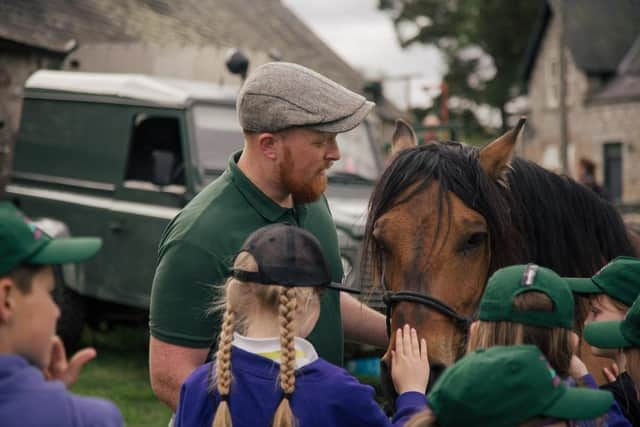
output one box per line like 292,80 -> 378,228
565,256 -> 640,424
0,201 -> 123,426
406,345 -> 613,427
466,264 -> 629,426
584,294 -> 640,425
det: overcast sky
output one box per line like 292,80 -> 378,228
282,0 -> 444,110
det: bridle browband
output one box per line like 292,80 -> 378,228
379,265 -> 472,338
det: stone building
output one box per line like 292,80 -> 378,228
521,0 -> 640,203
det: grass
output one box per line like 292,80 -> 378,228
70,327 -> 172,427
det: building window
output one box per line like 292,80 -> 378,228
545,58 -> 560,108
603,142 -> 623,202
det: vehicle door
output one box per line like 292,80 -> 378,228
106,110 -> 193,309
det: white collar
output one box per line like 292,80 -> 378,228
232,332 -> 318,368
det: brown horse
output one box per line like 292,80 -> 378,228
362,119 -> 636,399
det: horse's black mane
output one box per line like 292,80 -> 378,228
507,157 -> 634,276
362,141 -> 634,285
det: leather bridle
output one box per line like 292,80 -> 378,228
379,265 -> 472,338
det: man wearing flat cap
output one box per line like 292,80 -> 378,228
149,62 -> 388,411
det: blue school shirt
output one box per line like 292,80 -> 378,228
0,354 -> 124,427
175,346 -> 426,427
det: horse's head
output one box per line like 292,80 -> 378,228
364,119 -> 526,390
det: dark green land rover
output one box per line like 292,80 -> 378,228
6,70 -> 382,348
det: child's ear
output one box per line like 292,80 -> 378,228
0,277 -> 17,322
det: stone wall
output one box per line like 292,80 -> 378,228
524,15 -> 640,203
0,45 -> 64,197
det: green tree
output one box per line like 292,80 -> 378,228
380,0 -> 542,130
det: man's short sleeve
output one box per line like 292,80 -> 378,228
149,240 -> 228,348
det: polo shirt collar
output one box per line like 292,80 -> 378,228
227,151 -> 307,223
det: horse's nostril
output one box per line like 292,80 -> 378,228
427,363 -> 446,392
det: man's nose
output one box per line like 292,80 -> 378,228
326,138 -> 340,161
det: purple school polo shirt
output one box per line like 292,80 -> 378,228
0,354 -> 123,427
175,346 -> 427,427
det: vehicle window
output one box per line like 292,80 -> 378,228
331,124 -> 380,181
125,116 -> 185,187
192,104 -> 244,173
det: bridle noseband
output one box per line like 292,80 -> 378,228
380,266 -> 472,338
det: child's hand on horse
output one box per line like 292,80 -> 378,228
391,324 -> 429,394
603,361 -> 620,383
43,336 -> 97,387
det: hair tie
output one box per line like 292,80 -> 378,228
283,392 -> 293,401
220,394 -> 229,402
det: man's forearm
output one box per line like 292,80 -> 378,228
340,292 -> 388,348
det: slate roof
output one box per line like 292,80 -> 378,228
0,0 -> 361,94
562,0 -> 640,74
521,0 -> 640,103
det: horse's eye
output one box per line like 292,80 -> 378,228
459,232 -> 487,254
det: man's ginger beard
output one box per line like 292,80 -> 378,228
279,145 -> 329,204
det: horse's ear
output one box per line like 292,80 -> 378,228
479,117 -> 526,181
391,119 -> 418,157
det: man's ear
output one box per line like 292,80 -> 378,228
0,277 -> 16,323
256,132 -> 280,161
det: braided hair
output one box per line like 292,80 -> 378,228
209,251 -> 317,427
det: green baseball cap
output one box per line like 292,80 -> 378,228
0,201 -> 102,276
584,294 -> 640,349
479,264 -> 575,329
565,256 -> 640,306
428,345 -> 613,427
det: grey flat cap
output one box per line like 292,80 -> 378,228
237,62 -> 375,133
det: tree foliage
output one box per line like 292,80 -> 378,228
379,0 -> 543,129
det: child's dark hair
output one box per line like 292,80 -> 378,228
4,263 -> 48,293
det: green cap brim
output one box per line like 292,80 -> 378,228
544,387 -> 612,420
584,320 -> 631,349
565,277 -> 602,294
29,237 -> 102,265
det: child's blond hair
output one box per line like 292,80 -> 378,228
211,251 -> 318,427
468,291 -> 573,378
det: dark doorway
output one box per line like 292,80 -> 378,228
603,142 -> 622,202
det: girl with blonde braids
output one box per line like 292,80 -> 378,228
174,224 -> 430,427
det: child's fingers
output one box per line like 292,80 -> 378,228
395,327 -> 405,358
603,367 -> 616,383
420,338 -> 428,362
410,327 -> 419,357
611,362 -> 620,377
402,324 -> 411,357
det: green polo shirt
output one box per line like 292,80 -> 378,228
149,152 -> 344,365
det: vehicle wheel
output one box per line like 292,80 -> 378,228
52,267 -> 87,352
